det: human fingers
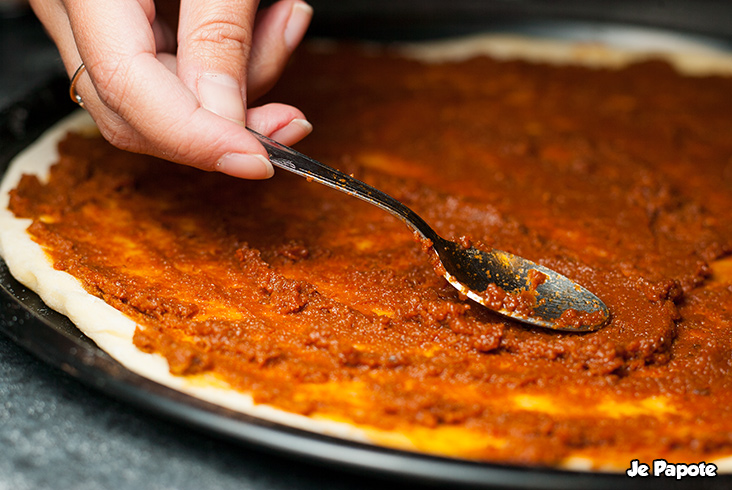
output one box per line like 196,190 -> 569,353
176,0 -> 257,125
34,0 -> 310,179
30,0 -> 136,147
49,0 -> 279,179
247,0 -> 312,101
176,0 -> 315,174
247,103 -> 312,146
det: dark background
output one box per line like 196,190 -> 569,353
301,0 -> 732,41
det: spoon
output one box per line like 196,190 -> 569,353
248,129 -> 610,332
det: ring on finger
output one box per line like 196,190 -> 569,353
69,63 -> 87,108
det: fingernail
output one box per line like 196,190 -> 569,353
198,73 -> 245,123
216,153 -> 274,179
269,119 -> 313,144
284,2 -> 313,51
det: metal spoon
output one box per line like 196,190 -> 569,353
248,129 -> 610,332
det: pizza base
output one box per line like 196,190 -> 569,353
2,32 -> 732,472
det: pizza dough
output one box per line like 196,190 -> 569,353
2,32 -> 732,471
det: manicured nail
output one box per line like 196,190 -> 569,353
197,73 -> 245,123
269,119 -> 313,144
284,2 -> 313,51
216,153 -> 274,179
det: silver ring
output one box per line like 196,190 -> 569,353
69,63 -> 86,108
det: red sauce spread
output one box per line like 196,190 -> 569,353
8,44 -> 732,466
555,307 -> 609,330
477,283 -> 538,317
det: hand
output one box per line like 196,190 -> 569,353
31,0 -> 313,179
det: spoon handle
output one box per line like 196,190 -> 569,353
248,129 -> 438,242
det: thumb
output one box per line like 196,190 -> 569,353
177,0 -> 257,124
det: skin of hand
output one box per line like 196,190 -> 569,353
30,0 -> 314,179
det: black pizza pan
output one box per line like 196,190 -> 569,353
2,17 -> 732,490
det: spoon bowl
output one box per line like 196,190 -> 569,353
433,238 -> 609,330
249,129 -> 610,332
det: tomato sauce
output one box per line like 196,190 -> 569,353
9,44 -> 732,466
